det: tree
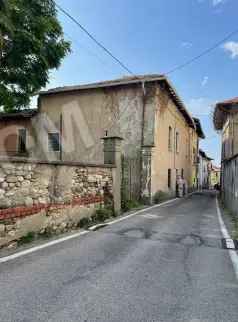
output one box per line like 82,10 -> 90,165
0,0 -> 70,111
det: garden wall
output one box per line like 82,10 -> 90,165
0,158 -> 114,248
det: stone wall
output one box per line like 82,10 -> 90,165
0,158 -> 114,248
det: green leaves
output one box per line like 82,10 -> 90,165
0,0 -> 70,111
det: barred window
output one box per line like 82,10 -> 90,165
168,126 -> 172,151
175,131 -> 179,153
168,169 -> 171,188
18,129 -> 27,153
48,133 -> 60,152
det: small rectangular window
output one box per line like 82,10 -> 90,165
168,169 -> 171,188
18,129 -> 27,153
181,168 -> 184,179
168,126 -> 172,151
175,131 -> 179,153
48,133 -> 60,152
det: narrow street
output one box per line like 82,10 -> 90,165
0,191 -> 237,322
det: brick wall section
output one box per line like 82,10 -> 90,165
0,195 -> 104,221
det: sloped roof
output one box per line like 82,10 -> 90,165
193,117 -> 205,139
0,109 -> 38,120
199,149 -> 213,161
213,97 -> 238,130
217,97 -> 238,106
40,74 -> 195,129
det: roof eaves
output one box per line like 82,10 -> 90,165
193,117 -> 205,139
40,74 -> 195,129
40,75 -> 166,96
0,109 -> 38,121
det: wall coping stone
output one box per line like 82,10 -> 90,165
0,157 -> 116,168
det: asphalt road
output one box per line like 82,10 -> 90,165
0,191 -> 238,322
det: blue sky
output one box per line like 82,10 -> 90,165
39,0 -> 238,165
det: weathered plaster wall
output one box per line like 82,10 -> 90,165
35,84 -> 147,162
151,86 -> 196,196
222,157 -> 238,215
0,159 -> 113,248
189,129 -> 198,189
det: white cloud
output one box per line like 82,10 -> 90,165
181,41 -> 192,49
187,97 -> 214,116
197,0 -> 226,6
223,41 -> 238,59
201,76 -> 208,87
212,0 -> 225,6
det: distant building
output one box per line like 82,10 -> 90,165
210,165 -> 221,188
0,75 -> 204,202
198,149 -> 213,189
214,96 -> 238,213
193,118 -> 205,189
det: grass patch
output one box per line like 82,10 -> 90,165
122,199 -> 143,212
78,207 -> 114,229
153,190 -> 170,204
18,232 -> 36,245
39,228 -> 54,239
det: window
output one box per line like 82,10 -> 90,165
48,133 -> 60,152
175,131 -> 179,153
18,129 -> 27,153
168,126 -> 172,151
168,169 -> 171,188
181,168 -> 184,179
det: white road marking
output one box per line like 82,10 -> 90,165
216,197 -> 238,280
106,198 -> 179,226
141,214 -> 163,219
0,231 -> 89,264
0,197 -> 180,264
225,238 -> 235,249
88,224 -> 108,231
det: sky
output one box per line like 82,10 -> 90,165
36,0 -> 238,165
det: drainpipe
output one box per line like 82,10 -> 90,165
59,113 -> 63,161
140,81 -> 146,200
141,81 -> 146,147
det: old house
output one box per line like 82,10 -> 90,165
214,97 -> 238,212
0,75 -> 204,202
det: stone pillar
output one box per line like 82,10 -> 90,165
141,145 -> 153,204
102,136 -> 123,215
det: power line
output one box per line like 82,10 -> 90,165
55,1 -> 238,78
165,28 -> 238,75
64,31 -> 114,73
54,2 -> 135,76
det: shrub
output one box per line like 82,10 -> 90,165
153,190 -> 170,204
92,208 -> 113,223
78,217 -> 90,228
